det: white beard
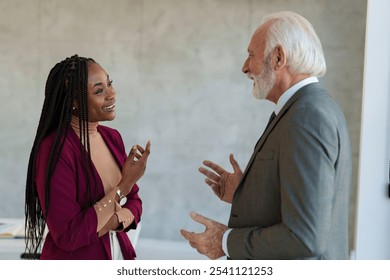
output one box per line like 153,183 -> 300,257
252,56 -> 276,100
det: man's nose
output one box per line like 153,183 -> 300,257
242,58 -> 249,74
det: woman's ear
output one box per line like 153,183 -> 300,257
72,100 -> 79,115
72,100 -> 78,111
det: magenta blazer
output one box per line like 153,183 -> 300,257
35,125 -> 142,259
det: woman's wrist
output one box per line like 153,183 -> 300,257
117,180 -> 135,196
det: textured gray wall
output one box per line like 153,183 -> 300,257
0,0 -> 366,246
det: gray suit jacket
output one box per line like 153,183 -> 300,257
227,83 -> 352,259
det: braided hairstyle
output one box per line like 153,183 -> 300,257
25,55 -> 98,258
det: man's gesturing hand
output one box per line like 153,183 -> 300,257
180,211 -> 228,260
199,154 -> 243,203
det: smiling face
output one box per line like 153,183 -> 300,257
86,62 -> 116,122
242,21 -> 276,100
252,52 -> 276,100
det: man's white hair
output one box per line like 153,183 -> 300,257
260,11 -> 326,77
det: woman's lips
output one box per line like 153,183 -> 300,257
102,103 -> 116,111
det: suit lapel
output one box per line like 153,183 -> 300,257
238,83 -> 324,186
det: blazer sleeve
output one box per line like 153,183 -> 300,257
35,140 -> 99,251
228,105 -> 341,259
122,184 -> 142,230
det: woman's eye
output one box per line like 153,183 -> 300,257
95,89 -> 103,94
108,79 -> 113,86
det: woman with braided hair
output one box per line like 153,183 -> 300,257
25,54 -> 150,259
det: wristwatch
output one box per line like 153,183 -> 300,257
116,188 -> 127,206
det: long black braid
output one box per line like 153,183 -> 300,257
25,55 -> 98,258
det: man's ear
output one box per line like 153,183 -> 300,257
273,45 -> 286,70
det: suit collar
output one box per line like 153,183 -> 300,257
275,77 -> 319,115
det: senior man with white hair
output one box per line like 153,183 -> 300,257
181,11 -> 352,260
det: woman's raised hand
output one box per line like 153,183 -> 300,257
120,140 -> 151,193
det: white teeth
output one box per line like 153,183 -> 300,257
103,103 -> 115,110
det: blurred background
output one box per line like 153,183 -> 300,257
0,0 -> 367,259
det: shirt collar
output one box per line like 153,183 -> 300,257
274,76 -> 319,115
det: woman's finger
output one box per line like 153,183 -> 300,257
136,145 -> 145,154
129,145 -> 137,156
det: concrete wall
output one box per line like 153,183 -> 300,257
0,0 -> 367,246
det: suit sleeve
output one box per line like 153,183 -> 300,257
228,106 -> 340,259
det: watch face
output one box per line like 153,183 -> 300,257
119,196 -> 127,206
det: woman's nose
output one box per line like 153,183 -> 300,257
107,86 -> 116,99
